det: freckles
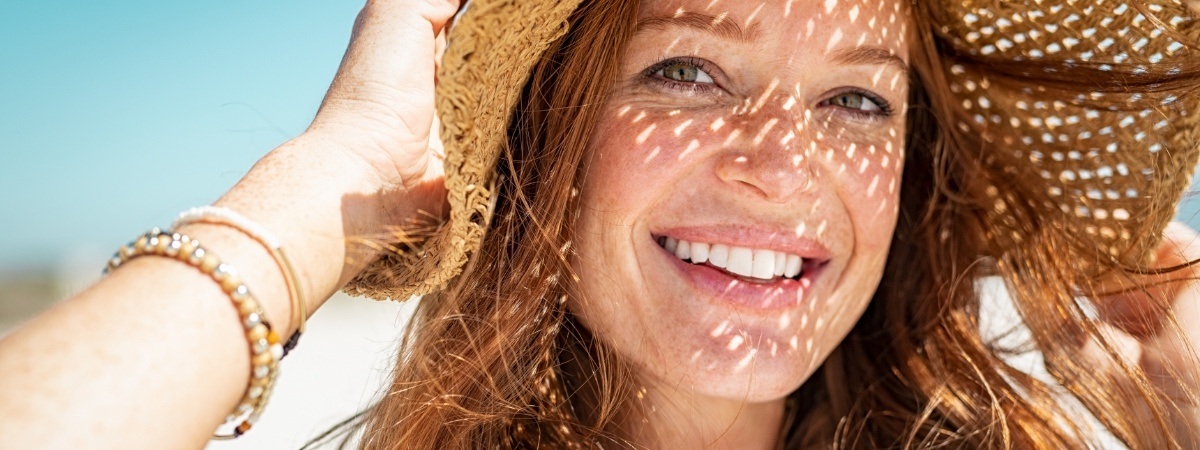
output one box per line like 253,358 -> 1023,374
822,138 -> 903,182
585,113 -> 650,201
814,133 -> 904,234
589,106 -> 713,203
598,106 -> 668,165
632,114 -> 727,167
634,131 -> 680,170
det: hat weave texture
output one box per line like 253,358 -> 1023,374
346,0 -> 1200,301
931,0 -> 1199,265
344,0 -> 584,300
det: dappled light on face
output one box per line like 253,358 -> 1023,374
672,119 -> 693,136
571,0 -> 912,407
635,124 -> 657,145
643,146 -> 662,163
678,139 -> 701,159
709,117 -> 726,131
866,174 -> 881,197
745,80 -> 782,116
721,129 -> 743,147
752,118 -> 780,146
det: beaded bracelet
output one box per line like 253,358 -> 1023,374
104,228 -> 283,439
173,206 -> 307,356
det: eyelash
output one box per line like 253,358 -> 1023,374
822,88 -> 896,120
640,57 -> 896,120
642,56 -> 720,94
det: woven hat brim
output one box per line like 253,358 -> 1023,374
346,0 -> 1200,300
345,0 -> 584,300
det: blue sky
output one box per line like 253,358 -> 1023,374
0,1 -> 361,270
1,1 -> 1198,272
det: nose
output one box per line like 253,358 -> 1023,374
714,114 -> 817,203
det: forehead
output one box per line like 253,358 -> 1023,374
637,0 -> 911,58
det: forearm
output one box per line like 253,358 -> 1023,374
0,0 -> 454,441
212,133 -> 432,307
0,135 -> 416,449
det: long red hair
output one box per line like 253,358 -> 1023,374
308,1 -> 1200,448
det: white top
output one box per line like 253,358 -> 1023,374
977,276 -> 1125,449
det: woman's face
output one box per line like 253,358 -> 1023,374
570,0 -> 910,403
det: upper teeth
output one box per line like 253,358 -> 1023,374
663,237 -> 804,280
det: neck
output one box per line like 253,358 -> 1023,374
620,380 -> 789,450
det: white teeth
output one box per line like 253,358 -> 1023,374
662,237 -> 809,280
727,247 -> 754,277
674,240 -> 691,260
784,254 -> 803,278
752,249 -> 776,279
690,242 -> 710,264
709,244 -> 729,267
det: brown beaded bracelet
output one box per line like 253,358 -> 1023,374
104,228 -> 284,439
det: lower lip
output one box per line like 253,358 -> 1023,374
658,245 -> 822,311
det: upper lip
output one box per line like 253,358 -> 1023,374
650,224 -> 835,261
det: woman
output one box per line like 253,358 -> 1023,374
1,0 -> 1198,448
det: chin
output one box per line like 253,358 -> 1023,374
575,285 -> 865,406
665,343 -> 822,403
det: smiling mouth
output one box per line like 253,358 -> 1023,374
655,236 -> 825,283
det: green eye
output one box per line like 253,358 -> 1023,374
662,62 -> 700,82
828,92 -> 880,111
832,93 -> 864,109
654,60 -> 715,84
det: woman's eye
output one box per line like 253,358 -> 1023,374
656,61 -> 715,84
827,92 -> 881,112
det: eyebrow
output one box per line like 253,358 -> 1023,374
635,12 -> 909,75
828,46 -> 910,74
635,12 -> 759,42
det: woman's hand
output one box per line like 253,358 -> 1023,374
213,0 -> 459,316
307,0 -> 457,215
1085,222 -> 1200,445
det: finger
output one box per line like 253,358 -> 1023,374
316,0 -> 460,138
1076,322 -> 1200,441
1141,324 -> 1200,402
429,28 -> 447,156
1094,279 -> 1175,339
433,27 -> 448,83
1078,322 -> 1144,377
343,0 -> 459,84
1092,222 -> 1200,338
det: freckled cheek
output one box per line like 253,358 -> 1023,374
823,139 -> 905,247
584,112 -> 712,201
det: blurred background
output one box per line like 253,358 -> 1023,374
0,2 -> 411,448
2,1 -> 1199,449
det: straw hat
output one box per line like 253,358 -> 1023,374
344,0 -> 1200,301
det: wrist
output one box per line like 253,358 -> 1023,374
282,130 -> 449,265
208,133 -> 444,315
173,223 -> 296,337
